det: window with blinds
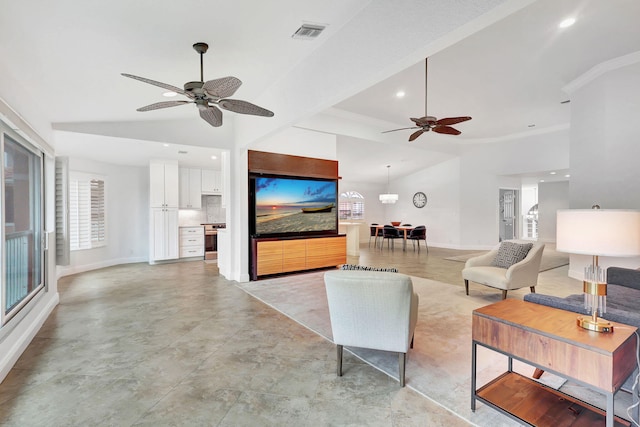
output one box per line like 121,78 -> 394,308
55,157 -> 70,265
70,172 -> 106,250
339,191 -> 365,220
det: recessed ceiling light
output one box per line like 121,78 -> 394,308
539,179 -> 545,183
396,91 -> 405,98
163,91 -> 177,97
565,174 -> 571,178
559,17 -> 576,29
211,155 -> 217,160
550,171 -> 556,175
163,143 -> 169,147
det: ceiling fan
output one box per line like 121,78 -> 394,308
382,57 -> 471,141
122,42 -> 274,127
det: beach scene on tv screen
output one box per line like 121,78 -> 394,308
255,177 -> 337,234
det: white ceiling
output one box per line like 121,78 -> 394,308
2,1 -> 640,182
336,0 -> 640,140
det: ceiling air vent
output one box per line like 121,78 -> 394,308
291,23 -> 326,40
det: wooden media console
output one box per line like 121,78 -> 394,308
251,235 -> 346,280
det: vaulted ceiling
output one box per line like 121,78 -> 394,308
1,1 -> 639,182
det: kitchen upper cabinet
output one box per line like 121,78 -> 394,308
201,169 -> 222,195
150,207 -> 179,262
150,160 -> 179,208
179,168 -> 202,209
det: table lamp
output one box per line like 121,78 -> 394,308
556,207 -> 640,333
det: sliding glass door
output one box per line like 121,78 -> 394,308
2,131 -> 44,324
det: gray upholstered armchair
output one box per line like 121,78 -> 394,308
324,269 -> 419,386
462,240 -> 545,299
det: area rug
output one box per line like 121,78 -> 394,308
235,271 -> 579,426
444,246 -> 569,272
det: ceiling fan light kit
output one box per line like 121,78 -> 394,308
122,42 -> 274,127
383,57 -> 471,141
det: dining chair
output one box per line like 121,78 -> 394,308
369,223 -> 382,248
407,225 -> 427,253
382,225 -> 402,251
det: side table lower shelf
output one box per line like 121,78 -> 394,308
477,372 -> 631,427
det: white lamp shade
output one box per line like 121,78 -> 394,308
556,209 -> 640,256
379,193 -> 398,204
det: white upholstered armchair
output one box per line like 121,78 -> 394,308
324,269 -> 419,387
462,240 -> 545,299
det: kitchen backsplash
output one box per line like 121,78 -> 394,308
178,195 -> 226,226
204,195 -> 225,223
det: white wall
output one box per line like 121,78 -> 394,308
349,128 -> 572,251
537,181 -> 569,243
383,158 -> 463,248
57,157 -> 149,276
564,57 -> 640,278
252,127 -> 338,161
459,129 -> 570,248
568,61 -> 640,209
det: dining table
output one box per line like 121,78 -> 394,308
374,225 -> 415,251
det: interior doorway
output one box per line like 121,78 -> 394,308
498,189 -> 519,242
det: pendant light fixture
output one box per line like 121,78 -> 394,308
379,165 -> 398,204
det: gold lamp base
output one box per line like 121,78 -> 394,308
577,316 -> 613,333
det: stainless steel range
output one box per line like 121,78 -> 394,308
202,223 -> 226,260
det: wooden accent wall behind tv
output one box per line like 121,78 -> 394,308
248,150 -> 338,179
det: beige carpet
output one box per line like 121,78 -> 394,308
236,271 -> 584,426
444,245 -> 569,272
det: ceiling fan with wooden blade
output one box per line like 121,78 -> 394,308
382,57 -> 471,141
122,42 -> 274,127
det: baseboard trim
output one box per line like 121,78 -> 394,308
57,256 -> 147,278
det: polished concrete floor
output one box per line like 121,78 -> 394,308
0,244 -> 569,426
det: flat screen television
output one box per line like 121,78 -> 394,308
249,174 -> 338,237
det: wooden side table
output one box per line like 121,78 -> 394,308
471,299 -> 638,427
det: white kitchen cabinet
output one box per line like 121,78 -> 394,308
179,168 -> 202,209
150,207 -> 179,262
150,160 -> 179,208
179,226 -> 204,258
201,169 -> 222,195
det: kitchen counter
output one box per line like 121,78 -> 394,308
339,222 -> 363,256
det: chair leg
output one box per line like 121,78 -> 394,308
530,286 -> 536,293
464,279 -> 469,296
410,334 -> 414,349
425,239 -> 429,253
501,290 -> 508,300
336,345 -> 343,377
399,352 -> 406,387
533,368 -> 544,379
